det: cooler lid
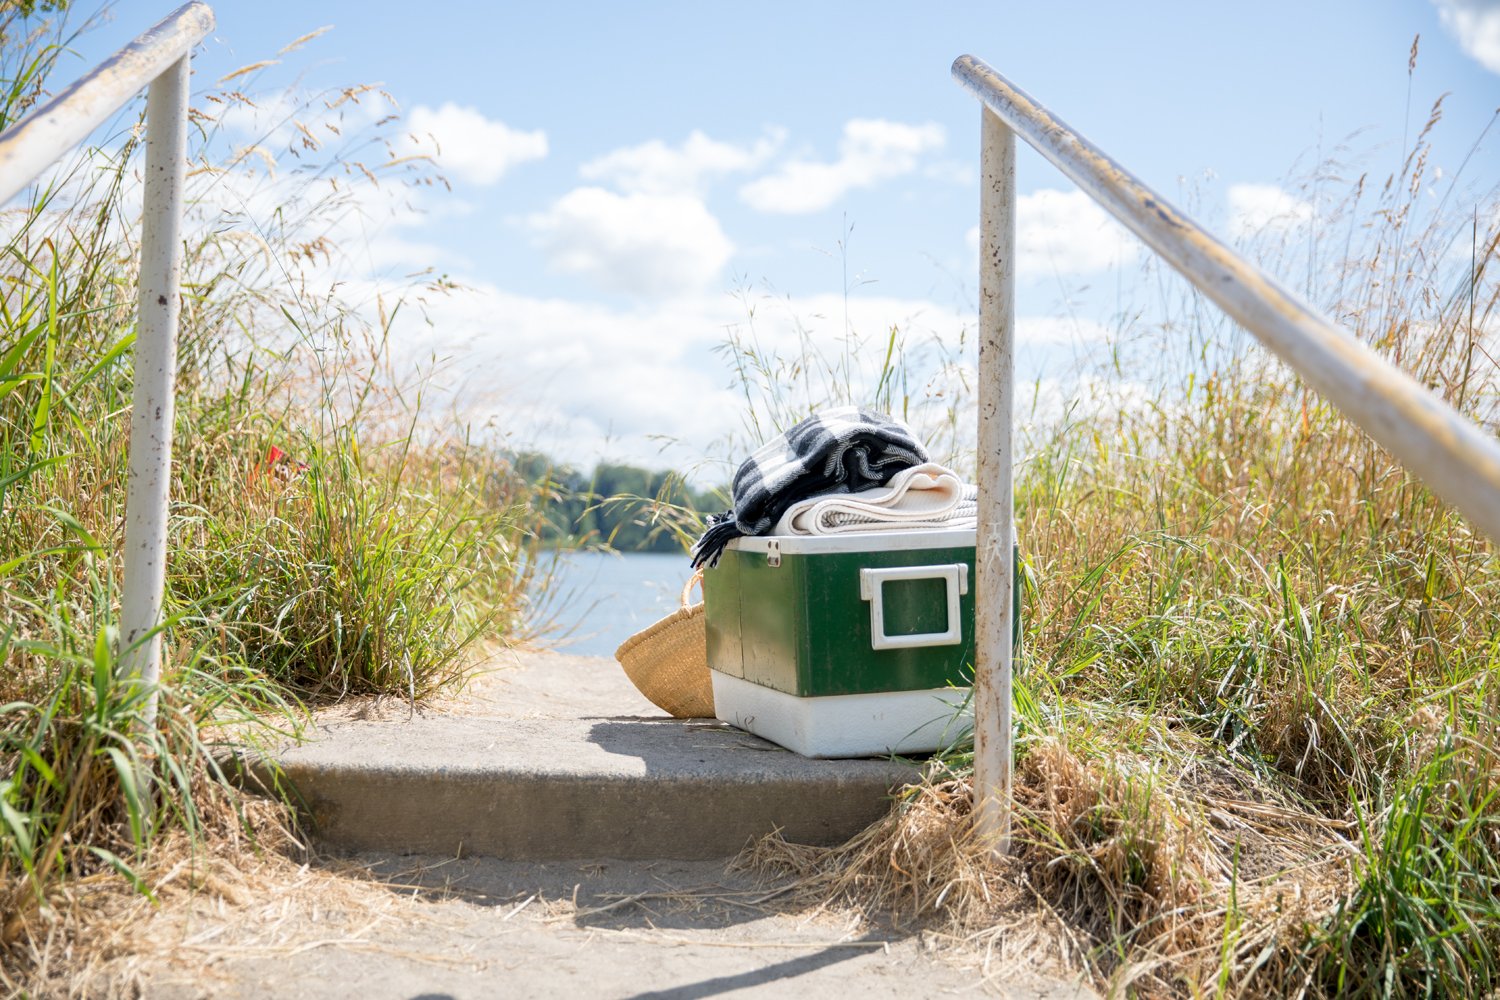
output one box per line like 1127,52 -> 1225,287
725,527 -> 979,556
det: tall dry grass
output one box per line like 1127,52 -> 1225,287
0,9 -> 549,989
740,93 -> 1500,997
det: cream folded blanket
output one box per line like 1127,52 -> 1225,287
772,462 -> 978,535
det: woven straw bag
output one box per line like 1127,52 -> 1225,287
614,572 -> 714,718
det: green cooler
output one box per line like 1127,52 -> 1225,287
704,527 -> 1010,758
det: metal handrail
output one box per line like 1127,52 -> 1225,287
952,54 -> 1500,851
0,4 -> 212,206
1,3 -> 216,725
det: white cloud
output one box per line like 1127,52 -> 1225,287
3,97 -> 454,289
966,188 -> 1141,278
1016,316 -> 1113,344
215,88 -> 308,146
201,144 -> 459,281
1432,0 -> 1500,74
725,291 -> 1106,351
580,129 -> 784,195
404,103 -> 547,185
214,86 -> 398,166
371,279 -> 1122,474
526,187 -> 734,297
165,86 -> 480,277
1022,374 -> 1157,430
10,80 -> 1143,480
1227,183 -> 1314,243
376,283 -> 749,472
739,119 -> 945,214
725,291 -> 968,355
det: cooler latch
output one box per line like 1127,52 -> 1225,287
859,564 -> 969,650
765,540 -> 781,567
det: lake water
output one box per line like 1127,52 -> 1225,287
532,550 -> 698,657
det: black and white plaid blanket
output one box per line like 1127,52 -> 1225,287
690,407 -> 929,568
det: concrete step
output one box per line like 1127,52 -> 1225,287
239,650 -> 921,859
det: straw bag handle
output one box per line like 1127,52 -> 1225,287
681,568 -> 705,608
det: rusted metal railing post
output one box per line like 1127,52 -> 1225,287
973,107 -> 1016,855
119,54 -> 190,727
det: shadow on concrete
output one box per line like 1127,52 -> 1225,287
582,717 -> 926,782
345,852 -> 800,933
584,717 -> 786,771
621,933 -> 888,999
582,717 -> 918,854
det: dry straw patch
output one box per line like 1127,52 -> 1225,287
1,786 -> 299,998
726,77 -> 1500,996
750,736 -> 1358,997
4,825 -> 476,999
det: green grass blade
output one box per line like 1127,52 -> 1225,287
102,746 -> 147,849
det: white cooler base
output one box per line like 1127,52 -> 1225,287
710,671 -> 973,759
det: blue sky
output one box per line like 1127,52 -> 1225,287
54,1 -> 1500,476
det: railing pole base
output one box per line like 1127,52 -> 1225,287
973,107 -> 1016,856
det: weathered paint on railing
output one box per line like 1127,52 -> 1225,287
0,3 -> 213,208
0,3 -> 215,726
973,108 -> 1016,855
953,54 -> 1500,546
118,53 -> 191,727
953,53 -> 1500,850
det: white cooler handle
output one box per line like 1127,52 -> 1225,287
858,564 -> 969,650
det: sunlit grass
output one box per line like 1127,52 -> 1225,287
0,9 -> 550,987
739,92 -> 1500,998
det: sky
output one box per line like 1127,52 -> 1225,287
38,1 -> 1500,480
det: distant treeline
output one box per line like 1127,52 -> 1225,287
504,452 -> 726,553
